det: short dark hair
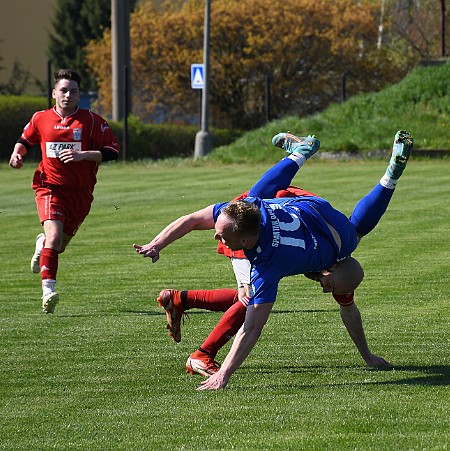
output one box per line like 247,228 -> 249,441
54,69 -> 82,89
222,200 -> 261,238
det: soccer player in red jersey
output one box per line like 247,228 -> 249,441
9,69 -> 120,313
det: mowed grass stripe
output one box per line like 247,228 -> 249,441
0,160 -> 448,450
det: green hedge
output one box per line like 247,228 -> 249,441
110,116 -> 243,160
0,95 -> 242,161
0,95 -> 49,161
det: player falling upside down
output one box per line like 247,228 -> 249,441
153,131 -> 411,376
135,129 -> 413,389
157,186 -> 335,377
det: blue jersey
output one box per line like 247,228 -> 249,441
213,195 -> 358,305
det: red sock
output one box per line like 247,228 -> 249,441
40,248 -> 59,280
200,300 -> 247,357
182,289 -> 238,312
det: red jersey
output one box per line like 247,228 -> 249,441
21,106 -> 119,191
217,186 -> 319,259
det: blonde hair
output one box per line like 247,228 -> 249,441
222,200 -> 261,238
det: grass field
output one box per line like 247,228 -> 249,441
1,158 -> 449,450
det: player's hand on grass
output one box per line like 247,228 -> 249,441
196,370 -> 230,390
133,243 -> 160,263
365,353 -> 394,370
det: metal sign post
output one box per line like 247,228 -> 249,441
194,0 -> 212,159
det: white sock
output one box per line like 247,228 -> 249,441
288,153 -> 306,168
42,279 -> 56,296
380,174 -> 398,190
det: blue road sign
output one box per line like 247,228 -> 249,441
191,64 -> 205,89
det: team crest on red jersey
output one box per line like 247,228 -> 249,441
73,128 -> 82,140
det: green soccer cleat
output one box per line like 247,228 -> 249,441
386,130 -> 413,179
272,132 -> 320,159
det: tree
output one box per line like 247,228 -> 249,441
389,0 -> 448,60
48,0 -> 138,91
86,0 -> 416,128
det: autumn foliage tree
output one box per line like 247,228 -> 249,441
86,0 -> 413,129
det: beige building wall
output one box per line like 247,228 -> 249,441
0,0 -> 57,94
0,0 -> 160,95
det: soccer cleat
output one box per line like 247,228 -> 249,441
156,289 -> 186,343
386,130 -> 413,179
186,350 -> 221,377
31,233 -> 45,273
272,132 -> 320,159
42,291 -> 59,314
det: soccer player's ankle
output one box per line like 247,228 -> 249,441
380,173 -> 398,190
42,279 -> 56,295
193,347 -> 216,358
288,153 -> 306,168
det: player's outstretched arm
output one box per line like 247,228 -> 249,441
133,205 -> 215,263
197,302 -> 274,390
340,303 -> 393,369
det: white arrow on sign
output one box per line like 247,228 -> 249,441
191,64 -> 204,89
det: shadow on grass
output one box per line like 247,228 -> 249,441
377,365 -> 450,386
122,309 -> 449,387
247,365 -> 450,387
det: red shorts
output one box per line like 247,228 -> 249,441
34,186 -> 94,236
